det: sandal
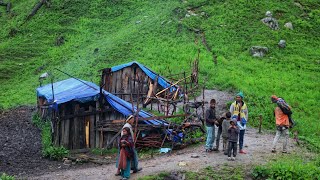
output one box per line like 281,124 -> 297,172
115,172 -> 121,176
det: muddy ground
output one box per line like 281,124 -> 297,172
0,90 -> 299,179
0,106 -> 97,177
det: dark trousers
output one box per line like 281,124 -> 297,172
228,141 -> 237,157
239,129 -> 245,150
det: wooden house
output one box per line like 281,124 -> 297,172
36,78 -> 169,150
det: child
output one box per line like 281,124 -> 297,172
222,112 -> 232,155
116,127 -> 134,180
227,120 -> 240,161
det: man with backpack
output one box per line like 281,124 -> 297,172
271,95 -> 295,128
271,95 -> 291,153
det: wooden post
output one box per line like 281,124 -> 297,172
259,114 -> 262,133
63,112 -> 70,148
73,104 -> 80,149
89,106 -> 95,148
202,86 -> 205,126
134,79 -> 140,141
79,108 -> 85,149
95,101 -> 100,148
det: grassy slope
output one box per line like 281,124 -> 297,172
0,0 -> 319,146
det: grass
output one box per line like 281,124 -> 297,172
0,173 -> 15,180
139,165 -> 245,180
252,153 -> 320,180
0,0 -> 320,178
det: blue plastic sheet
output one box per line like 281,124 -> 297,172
36,78 -> 168,126
111,61 -> 177,91
36,78 -> 100,105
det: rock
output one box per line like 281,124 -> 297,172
55,36 -> 65,46
104,156 -> 112,159
249,46 -> 269,57
261,17 -> 279,30
278,40 -> 286,48
284,22 -> 293,30
63,159 -> 72,166
265,11 -> 272,17
178,161 -> 187,166
294,2 -> 304,10
191,153 -> 199,158
135,20 -> 141,24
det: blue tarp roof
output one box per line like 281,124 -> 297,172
36,78 -> 168,126
111,61 -> 177,91
36,78 -> 100,105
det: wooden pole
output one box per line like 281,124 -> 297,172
259,114 -> 262,133
134,78 -> 140,141
202,86 -> 205,126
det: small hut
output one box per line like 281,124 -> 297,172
36,78 -> 169,150
100,61 -> 180,112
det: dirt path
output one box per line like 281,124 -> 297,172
30,127 -> 295,180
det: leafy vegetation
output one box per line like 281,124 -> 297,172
252,154 -> 320,180
138,172 -> 170,180
32,113 -> 69,160
0,173 -> 15,180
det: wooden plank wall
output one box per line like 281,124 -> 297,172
102,66 -> 154,105
53,103 -> 108,150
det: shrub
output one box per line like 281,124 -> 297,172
43,146 -> 69,160
0,173 -> 15,180
32,113 -> 69,160
252,155 -> 320,180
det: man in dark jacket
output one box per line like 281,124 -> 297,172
205,99 -> 218,152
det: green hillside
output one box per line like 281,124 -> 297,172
0,0 -> 319,174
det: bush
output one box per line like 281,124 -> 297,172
0,173 -> 15,180
32,113 -> 69,160
252,155 -> 320,180
43,146 -> 69,160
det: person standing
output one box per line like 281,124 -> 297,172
205,99 -> 218,152
227,120 -> 240,161
271,95 -> 290,153
229,92 -> 248,154
222,112 -> 232,155
116,115 -> 142,176
271,95 -> 295,128
117,127 -> 134,180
